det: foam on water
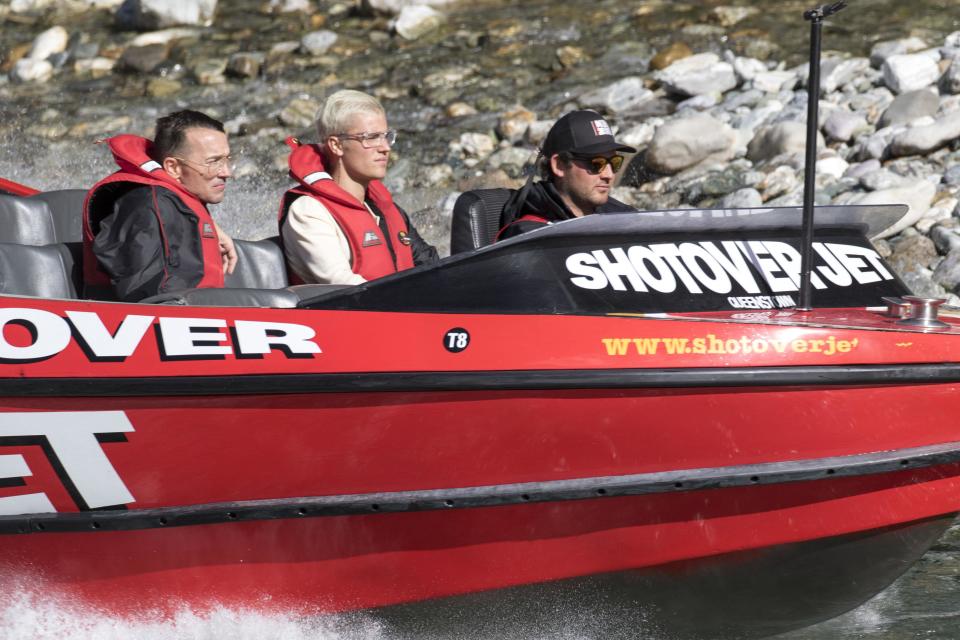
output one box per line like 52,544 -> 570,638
0,588 -> 391,640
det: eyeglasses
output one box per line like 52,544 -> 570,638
333,130 -> 397,149
572,154 -> 624,174
174,155 -> 233,177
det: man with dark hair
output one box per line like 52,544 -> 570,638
82,109 -> 238,301
497,110 -> 637,241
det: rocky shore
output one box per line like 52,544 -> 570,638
2,0 -> 960,302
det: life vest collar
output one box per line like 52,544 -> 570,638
101,134 -> 200,205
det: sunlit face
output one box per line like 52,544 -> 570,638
550,152 -> 617,216
333,111 -> 391,184
163,127 -> 232,205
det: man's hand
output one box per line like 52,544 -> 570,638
214,222 -> 238,274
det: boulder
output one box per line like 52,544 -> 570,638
870,37 -> 927,68
941,59 -> 960,95
11,58 -> 53,83
889,111 -> 960,156
882,53 -> 941,94
719,187 -> 763,208
119,43 -> 169,73
300,30 -> 337,55
28,26 -> 68,61
579,77 -> 654,114
367,0 -> 454,13
878,89 -> 940,127
819,57 -> 869,93
747,121 -> 822,163
822,110 -> 868,142
226,52 -> 264,79
645,114 -> 737,174
649,41 -> 692,71
654,53 -> 737,97
854,179 -> 937,239
495,106 -> 535,144
394,5 -> 444,40
116,0 -> 217,30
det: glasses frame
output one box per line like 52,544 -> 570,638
333,129 -> 398,149
173,154 -> 233,178
571,154 -> 625,175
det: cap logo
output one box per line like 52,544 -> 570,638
591,119 -> 612,137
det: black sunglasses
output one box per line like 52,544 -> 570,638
572,154 -> 624,174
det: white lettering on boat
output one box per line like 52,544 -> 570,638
0,309 -> 322,363
566,241 -> 893,295
0,411 -> 135,514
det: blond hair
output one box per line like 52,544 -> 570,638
316,90 -> 385,141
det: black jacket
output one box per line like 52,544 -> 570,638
498,181 -> 635,241
92,185 -> 207,302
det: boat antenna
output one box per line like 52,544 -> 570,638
797,1 -> 847,311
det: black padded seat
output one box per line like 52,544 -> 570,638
449,188 -> 512,254
28,189 -> 86,242
140,287 -> 299,308
0,194 -> 57,245
0,242 -> 79,299
226,236 -> 289,289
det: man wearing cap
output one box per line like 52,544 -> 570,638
497,110 -> 636,241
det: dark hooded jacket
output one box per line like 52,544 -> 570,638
497,181 -> 635,241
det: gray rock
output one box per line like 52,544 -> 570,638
941,59 -> 960,95
860,168 -> 913,191
226,52 -> 264,79
119,43 -> 169,73
889,234 -> 938,276
496,106 -> 535,144
28,26 -> 68,61
300,30 -> 337,56
645,113 -> 737,174
677,94 -> 717,111
752,71 -> 797,93
931,219 -> 960,254
878,89 -> 940,127
933,249 -> 960,291
117,0 -> 217,29
129,27 -> 201,47
870,37 -> 928,68
394,5 -> 444,40
854,125 -> 905,160
720,187 -> 763,208
853,179 -> 937,238
747,121 -> 822,163
655,53 -> 737,97
882,53 -> 941,94
730,55 -> 766,82
711,5 -> 757,26
844,158 -> 881,179
10,0 -> 54,11
820,57 -> 869,93
889,111 -> 960,156
823,110 -> 867,142
11,58 -> 53,83
758,165 -> 799,200
579,77 -> 654,115
944,164 -> 960,186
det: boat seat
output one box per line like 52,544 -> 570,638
28,189 -> 86,242
449,188 -> 513,254
226,236 -> 290,289
0,193 -> 58,245
0,242 -> 79,299
140,287 -> 300,308
288,284 -> 351,304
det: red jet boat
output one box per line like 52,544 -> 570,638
0,172 -> 959,638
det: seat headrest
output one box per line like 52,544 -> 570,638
28,189 -> 86,243
0,194 -> 57,245
0,242 -> 78,299
225,237 -> 289,290
449,188 -> 513,254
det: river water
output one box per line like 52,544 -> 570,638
3,0 -> 960,637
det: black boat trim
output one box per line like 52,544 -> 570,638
4,363 -> 960,396
3,440 -> 960,535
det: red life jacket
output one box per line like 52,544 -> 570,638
496,213 -> 549,241
278,139 -> 414,283
82,135 -> 225,297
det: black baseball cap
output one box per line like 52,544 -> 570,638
541,110 -> 637,157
